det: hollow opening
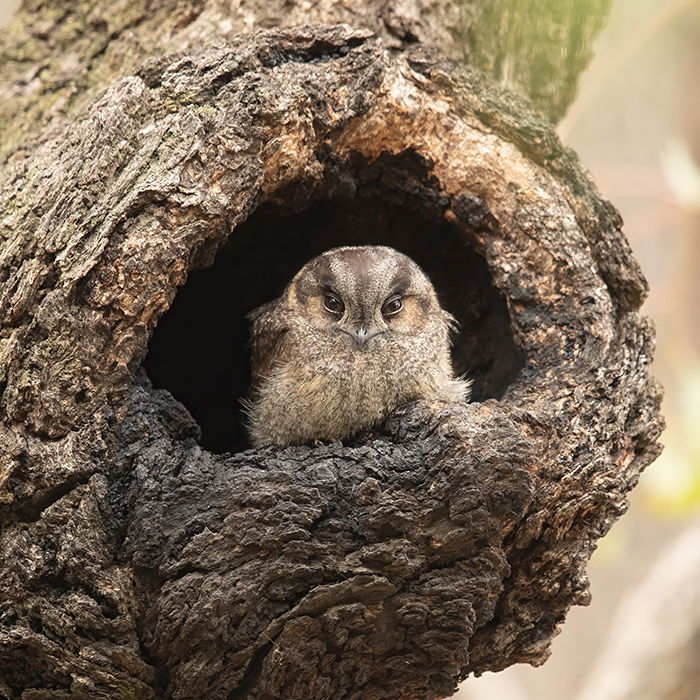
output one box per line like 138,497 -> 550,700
143,156 -> 524,453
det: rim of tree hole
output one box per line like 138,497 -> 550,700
0,21 -> 663,700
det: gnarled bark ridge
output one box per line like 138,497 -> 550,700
0,3 -> 660,699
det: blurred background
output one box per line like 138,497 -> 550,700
2,0 -> 698,697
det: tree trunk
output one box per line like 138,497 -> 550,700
0,1 -> 661,699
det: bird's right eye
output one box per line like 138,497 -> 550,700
323,294 -> 344,316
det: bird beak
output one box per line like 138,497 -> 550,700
355,327 -> 370,345
341,327 -> 384,346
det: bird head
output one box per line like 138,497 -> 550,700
285,245 -> 447,349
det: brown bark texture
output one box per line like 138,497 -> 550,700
0,1 -> 660,699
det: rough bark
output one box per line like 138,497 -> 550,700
0,1 -> 660,699
0,0 -> 609,155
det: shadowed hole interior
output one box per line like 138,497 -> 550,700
143,168 -> 524,453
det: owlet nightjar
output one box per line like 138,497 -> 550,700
245,245 -> 470,447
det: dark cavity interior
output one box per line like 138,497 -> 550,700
144,173 -> 524,453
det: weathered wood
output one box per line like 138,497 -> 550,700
0,2 -> 660,699
0,0 -> 609,156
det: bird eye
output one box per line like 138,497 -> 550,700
323,294 -> 344,315
382,296 -> 403,317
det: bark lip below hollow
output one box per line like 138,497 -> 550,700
0,22 -> 662,700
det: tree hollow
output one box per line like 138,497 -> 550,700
145,163 -> 525,453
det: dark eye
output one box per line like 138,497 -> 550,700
382,296 -> 403,317
323,294 -> 344,315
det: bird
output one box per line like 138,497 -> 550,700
244,245 -> 470,447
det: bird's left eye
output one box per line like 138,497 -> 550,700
382,296 -> 403,317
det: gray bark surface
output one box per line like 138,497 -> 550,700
0,1 -> 660,699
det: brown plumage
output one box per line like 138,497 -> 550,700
244,245 -> 470,447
